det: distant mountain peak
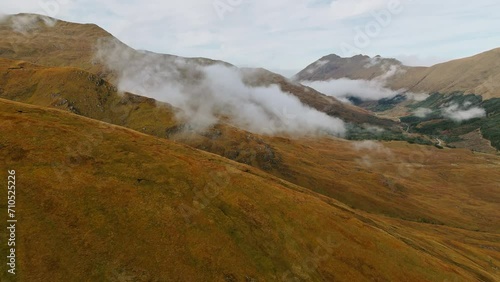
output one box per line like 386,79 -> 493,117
295,53 -> 404,82
296,48 -> 500,99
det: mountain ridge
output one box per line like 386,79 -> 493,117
1,56 -> 499,234
296,48 -> 500,99
0,13 -> 397,129
0,12 -> 499,281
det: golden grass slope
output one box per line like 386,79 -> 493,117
389,48 -> 500,99
2,98 -> 497,281
0,57 -> 290,175
1,57 -> 499,235
178,128 -> 500,233
0,14 -> 228,82
0,13 -> 110,75
0,58 -> 179,135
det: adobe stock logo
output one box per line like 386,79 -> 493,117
213,0 -> 244,20
340,0 -> 414,57
38,0 -> 69,18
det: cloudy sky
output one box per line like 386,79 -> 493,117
2,0 -> 500,76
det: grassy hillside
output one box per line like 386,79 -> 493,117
401,92 -> 500,151
166,121 -> 500,234
0,14 -> 498,282
0,14 -> 397,130
0,58 -> 179,135
390,48 -> 500,100
3,98 -> 498,281
0,14 -> 224,80
0,14 -> 110,75
1,58 -> 499,235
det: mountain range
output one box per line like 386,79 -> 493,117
296,49 -> 500,153
0,13 -> 499,281
296,49 -> 500,99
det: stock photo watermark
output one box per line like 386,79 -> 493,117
37,0 -> 68,18
281,235 -> 339,281
178,170 -> 232,224
340,0 -> 414,57
6,170 -> 17,276
354,140 -> 433,188
213,0 -> 245,20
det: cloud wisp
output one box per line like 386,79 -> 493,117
95,39 -> 346,137
302,78 -> 399,102
301,63 -> 409,102
442,103 -> 486,122
0,13 -> 57,34
412,108 -> 433,118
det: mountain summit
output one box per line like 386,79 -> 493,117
296,49 -> 500,99
295,54 -> 404,81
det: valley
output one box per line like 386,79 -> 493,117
0,12 -> 499,281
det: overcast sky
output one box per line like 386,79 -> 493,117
2,0 -> 500,76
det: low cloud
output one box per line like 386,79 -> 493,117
302,65 -> 405,101
300,59 -> 330,76
442,103 -> 486,122
302,78 -> 399,101
363,56 -> 387,69
397,54 -> 449,67
301,63 -> 432,104
95,39 -> 346,137
315,60 -> 329,67
405,92 -> 429,102
9,14 -> 57,34
301,60 -> 413,101
359,124 -> 385,135
413,108 -> 433,118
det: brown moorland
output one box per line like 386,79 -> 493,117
0,13 -> 499,282
1,98 -> 499,281
1,57 -> 499,235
